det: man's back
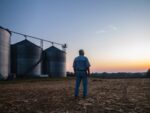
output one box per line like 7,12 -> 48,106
73,55 -> 90,71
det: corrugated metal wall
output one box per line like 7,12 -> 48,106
11,40 -> 42,78
0,27 -> 11,80
43,46 -> 66,77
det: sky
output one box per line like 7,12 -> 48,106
0,0 -> 150,73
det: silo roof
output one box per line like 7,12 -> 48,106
12,39 -> 41,49
0,26 -> 12,35
45,46 -> 64,53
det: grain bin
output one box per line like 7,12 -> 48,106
11,39 -> 42,77
43,46 -> 66,77
0,26 -> 11,80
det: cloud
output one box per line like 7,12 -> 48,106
95,25 -> 118,35
95,30 -> 107,34
109,25 -> 118,31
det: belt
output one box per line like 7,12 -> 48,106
76,70 -> 86,71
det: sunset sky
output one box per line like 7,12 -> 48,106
0,0 -> 150,72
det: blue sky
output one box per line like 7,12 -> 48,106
0,0 -> 150,72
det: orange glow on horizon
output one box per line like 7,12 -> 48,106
91,59 -> 150,72
66,51 -> 150,72
67,58 -> 150,72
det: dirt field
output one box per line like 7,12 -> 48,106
0,78 -> 150,113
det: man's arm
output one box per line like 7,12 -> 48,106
73,59 -> 76,75
87,67 -> 90,76
85,57 -> 90,76
74,68 -> 76,74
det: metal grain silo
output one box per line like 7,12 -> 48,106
0,26 -> 11,80
11,39 -> 42,77
43,46 -> 66,77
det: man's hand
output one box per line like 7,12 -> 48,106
87,67 -> 90,76
74,72 -> 76,76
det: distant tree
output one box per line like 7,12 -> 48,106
66,72 -> 75,77
146,69 -> 150,77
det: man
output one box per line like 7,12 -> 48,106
73,49 -> 91,98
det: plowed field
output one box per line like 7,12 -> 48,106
0,78 -> 150,113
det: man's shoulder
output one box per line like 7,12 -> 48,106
82,56 -> 89,61
74,56 -> 79,60
84,56 -> 88,59
75,56 -> 88,60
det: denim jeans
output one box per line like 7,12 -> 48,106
74,71 -> 88,97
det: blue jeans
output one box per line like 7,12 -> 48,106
74,71 -> 88,97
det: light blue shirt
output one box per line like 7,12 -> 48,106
73,55 -> 90,71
